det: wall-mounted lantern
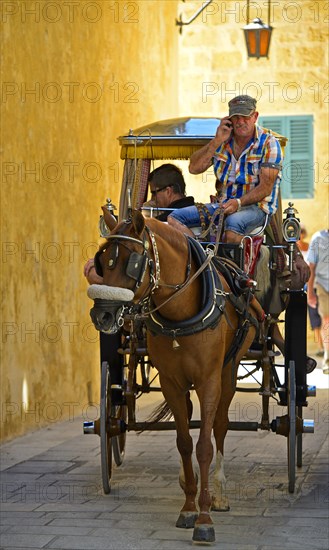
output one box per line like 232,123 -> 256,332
176,0 -> 273,60
243,0 -> 273,59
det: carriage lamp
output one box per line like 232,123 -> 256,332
282,202 -> 301,271
99,198 -> 117,238
282,203 -> 301,243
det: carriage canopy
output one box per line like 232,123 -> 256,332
117,117 -> 288,220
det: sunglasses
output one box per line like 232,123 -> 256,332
150,185 -> 171,197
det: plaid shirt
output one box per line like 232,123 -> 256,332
213,125 -> 283,215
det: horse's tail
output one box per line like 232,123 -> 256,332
140,400 -> 173,432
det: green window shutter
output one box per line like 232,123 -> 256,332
258,115 -> 314,199
288,117 -> 314,198
259,117 -> 285,136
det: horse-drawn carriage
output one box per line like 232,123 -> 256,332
83,118 -> 315,543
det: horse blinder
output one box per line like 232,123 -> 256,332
94,232 -> 150,292
126,252 -> 148,286
94,243 -> 119,277
107,243 -> 119,270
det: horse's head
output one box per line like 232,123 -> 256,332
88,210 -> 151,334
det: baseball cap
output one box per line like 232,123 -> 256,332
228,95 -> 257,118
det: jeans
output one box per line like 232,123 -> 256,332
168,203 -> 268,236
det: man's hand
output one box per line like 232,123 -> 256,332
189,117 -> 232,174
222,198 -> 240,214
83,259 -> 103,285
216,117 -> 233,143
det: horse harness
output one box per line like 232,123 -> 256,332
95,220 -> 261,364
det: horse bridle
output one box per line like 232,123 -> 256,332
95,230 -> 154,293
94,222 -> 195,310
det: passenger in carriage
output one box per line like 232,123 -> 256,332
83,163 -> 195,284
167,95 -> 283,244
142,163 -> 195,221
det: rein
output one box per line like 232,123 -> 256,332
196,193 -> 225,256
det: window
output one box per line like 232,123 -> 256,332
258,115 -> 314,199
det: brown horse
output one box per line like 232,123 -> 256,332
88,209 -> 262,543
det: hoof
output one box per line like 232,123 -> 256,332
192,523 -> 215,543
211,496 -> 230,512
176,511 -> 198,529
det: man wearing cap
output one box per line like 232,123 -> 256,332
168,95 -> 283,244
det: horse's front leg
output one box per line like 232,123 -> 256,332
193,383 -> 221,543
175,415 -> 199,529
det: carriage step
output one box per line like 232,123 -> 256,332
244,349 -> 281,360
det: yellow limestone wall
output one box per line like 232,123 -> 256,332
177,0 -> 329,233
1,0 -> 179,441
1,1 -> 328,442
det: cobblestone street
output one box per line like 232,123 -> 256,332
1,368 -> 328,550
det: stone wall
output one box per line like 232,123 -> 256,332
1,0 -> 179,441
1,1 -> 328,441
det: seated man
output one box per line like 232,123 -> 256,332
143,163 -> 194,221
168,95 -> 283,244
84,163 -> 194,284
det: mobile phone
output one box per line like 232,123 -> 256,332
224,120 -> 233,129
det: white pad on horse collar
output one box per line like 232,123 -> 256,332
87,284 -> 134,302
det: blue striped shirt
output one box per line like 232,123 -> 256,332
213,125 -> 283,215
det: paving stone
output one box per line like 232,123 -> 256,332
5,524 -> 94,536
46,535 -> 159,549
0,389 -> 328,550
0,534 -> 55,548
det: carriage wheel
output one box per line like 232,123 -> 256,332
112,403 -> 128,466
100,361 -> 113,494
287,360 -> 296,493
296,405 -> 303,468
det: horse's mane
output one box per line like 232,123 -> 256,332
146,218 -> 188,251
97,216 -> 187,253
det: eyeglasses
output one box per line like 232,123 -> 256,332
150,185 -> 171,197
